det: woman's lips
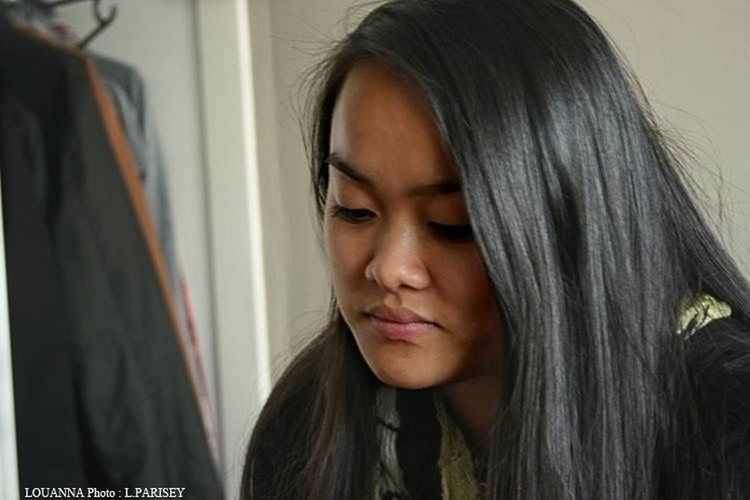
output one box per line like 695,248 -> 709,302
365,305 -> 440,340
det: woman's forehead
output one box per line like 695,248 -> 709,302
329,62 -> 459,191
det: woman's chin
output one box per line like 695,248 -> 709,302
368,363 -> 441,391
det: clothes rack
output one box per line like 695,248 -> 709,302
0,0 -> 117,47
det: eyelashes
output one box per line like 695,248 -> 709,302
329,203 -> 474,243
426,222 -> 474,242
329,204 -> 374,224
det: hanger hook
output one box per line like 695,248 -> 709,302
77,0 -> 117,48
92,0 -> 116,25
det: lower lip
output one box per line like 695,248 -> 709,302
367,315 -> 439,341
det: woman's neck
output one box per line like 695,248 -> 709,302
439,372 -> 503,448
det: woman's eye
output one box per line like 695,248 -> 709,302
330,203 -> 375,223
427,222 -> 474,242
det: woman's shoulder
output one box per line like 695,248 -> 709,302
685,314 -> 750,492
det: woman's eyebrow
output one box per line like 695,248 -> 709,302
325,153 -> 371,185
325,153 -> 461,196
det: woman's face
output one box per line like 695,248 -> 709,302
324,61 -> 502,390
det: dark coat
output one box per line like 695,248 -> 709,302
0,18 -> 221,498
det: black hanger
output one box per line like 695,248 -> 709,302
43,0 -> 117,48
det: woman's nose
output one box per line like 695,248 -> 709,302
364,224 -> 430,292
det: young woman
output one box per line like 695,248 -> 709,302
241,1 -> 750,498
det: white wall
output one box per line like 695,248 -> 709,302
576,0 -> 750,272
195,1 -> 272,497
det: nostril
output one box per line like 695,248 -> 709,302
364,252 -> 430,292
364,259 -> 378,283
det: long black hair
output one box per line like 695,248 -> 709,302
241,1 -> 750,498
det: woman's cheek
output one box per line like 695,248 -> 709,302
446,251 -> 498,325
326,221 -> 371,284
